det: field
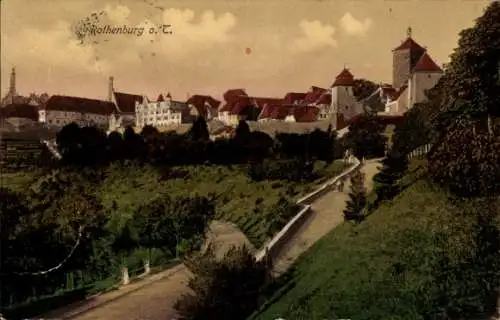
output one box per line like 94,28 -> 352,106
251,164 -> 500,320
2,161 -> 347,247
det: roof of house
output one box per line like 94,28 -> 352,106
332,68 -> 355,87
42,95 -> 118,115
283,92 -> 307,104
393,37 -> 426,52
391,84 -> 408,101
293,106 -> 319,122
114,92 -> 143,114
186,95 -> 221,117
0,103 -> 39,121
316,93 -> 331,105
303,87 -> 327,104
251,97 -> 283,109
157,94 -> 165,102
413,52 -> 442,72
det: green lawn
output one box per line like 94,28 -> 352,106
251,170 -> 500,320
3,160 -> 348,248
99,161 -> 347,246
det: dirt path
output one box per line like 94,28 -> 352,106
45,221 -> 252,320
271,160 -> 381,276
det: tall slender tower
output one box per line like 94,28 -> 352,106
108,76 -> 114,102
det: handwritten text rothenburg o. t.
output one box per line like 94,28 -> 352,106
81,24 -> 172,37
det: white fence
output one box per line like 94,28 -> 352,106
41,139 -> 62,160
407,144 -> 432,160
255,156 -> 362,262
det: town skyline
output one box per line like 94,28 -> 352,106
0,0 -> 490,102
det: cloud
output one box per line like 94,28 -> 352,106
3,20 -> 109,74
290,20 -> 337,53
339,12 -> 372,37
103,4 -> 131,24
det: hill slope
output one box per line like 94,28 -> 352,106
252,178 -> 500,320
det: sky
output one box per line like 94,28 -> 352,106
0,0 -> 491,102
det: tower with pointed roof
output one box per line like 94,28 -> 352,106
330,67 -> 363,129
392,27 -> 427,89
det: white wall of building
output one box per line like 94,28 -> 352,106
409,72 -> 442,107
218,111 -> 240,126
135,99 -> 184,128
38,110 -> 110,127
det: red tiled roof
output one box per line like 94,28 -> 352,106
42,95 -> 118,115
114,92 -> 143,114
393,37 -> 426,52
293,106 -> 319,122
157,94 -> 165,102
259,104 -> 274,119
316,93 -> 331,105
332,68 -> 354,87
283,92 -> 307,105
303,87 -> 327,104
271,105 -> 293,120
187,95 -> 221,117
0,103 -> 39,121
413,52 -> 442,72
223,89 -> 247,105
251,97 -> 283,109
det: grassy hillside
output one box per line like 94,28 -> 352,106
3,161 -> 347,247
252,175 -> 500,320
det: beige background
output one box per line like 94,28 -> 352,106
0,0 -> 490,101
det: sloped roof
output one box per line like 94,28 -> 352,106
332,68 -> 355,87
0,103 -> 39,121
252,97 -> 283,109
293,106 -> 319,122
283,92 -> 307,104
186,95 -> 221,117
114,92 -> 143,114
42,95 -> 118,115
393,37 -> 426,52
303,87 -> 327,104
413,52 -> 442,72
157,94 -> 165,102
316,93 -> 331,105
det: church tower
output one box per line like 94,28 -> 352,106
392,27 -> 426,89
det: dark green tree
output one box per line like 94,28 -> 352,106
344,114 -> 387,159
373,151 -> 408,202
174,245 -> 271,320
343,169 -> 367,222
188,116 -> 210,141
432,1 -> 500,135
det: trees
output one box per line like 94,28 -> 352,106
373,152 -> 408,202
431,2 -> 500,135
344,114 -> 387,159
188,116 -> 210,141
428,127 -> 500,197
133,195 -> 215,258
174,245 -> 271,320
343,169 -> 367,222
392,103 -> 435,155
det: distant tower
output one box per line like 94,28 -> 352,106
392,27 -> 426,89
108,76 -> 114,102
9,67 -> 16,96
330,68 -> 357,129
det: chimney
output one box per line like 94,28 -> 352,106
108,76 -> 114,102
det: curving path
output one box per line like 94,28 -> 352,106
44,221 -> 254,320
271,160 -> 381,276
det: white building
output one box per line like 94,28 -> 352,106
135,93 -> 187,128
39,95 -> 118,129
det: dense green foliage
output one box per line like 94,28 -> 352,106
343,169 -> 366,222
344,114 -> 387,159
372,152 -> 408,203
175,246 -> 271,320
